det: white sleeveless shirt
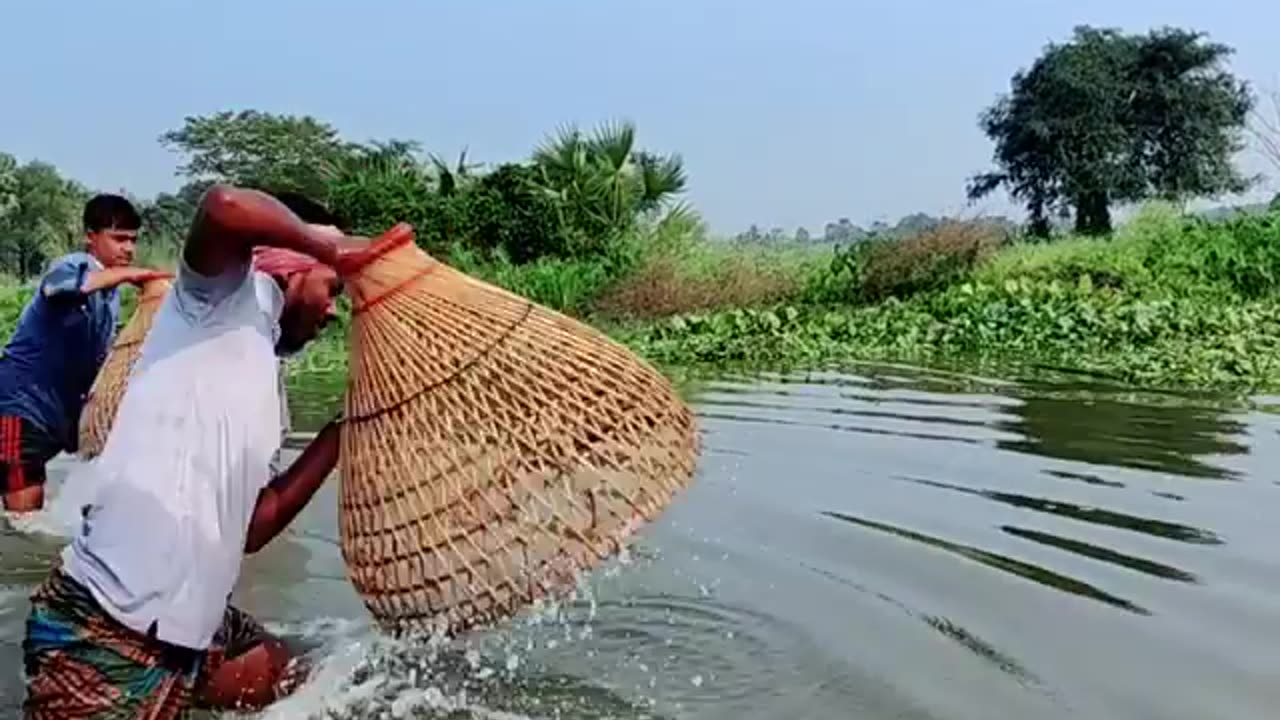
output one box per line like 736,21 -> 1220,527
62,255 -> 285,650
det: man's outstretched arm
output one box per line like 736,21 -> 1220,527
41,259 -> 170,301
184,185 -> 342,278
243,417 -> 341,554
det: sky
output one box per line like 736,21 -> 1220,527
3,0 -> 1280,236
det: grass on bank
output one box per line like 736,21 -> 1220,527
4,201 -> 1280,396
325,201 -> 1280,393
611,202 -> 1280,394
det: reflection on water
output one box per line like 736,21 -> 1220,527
998,526 -> 1198,583
3,361 -> 1280,719
895,476 -> 1222,545
820,509 -> 1150,616
995,388 -> 1249,480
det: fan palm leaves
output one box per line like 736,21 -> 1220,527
530,119 -> 687,240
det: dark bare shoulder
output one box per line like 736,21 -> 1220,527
182,184 -> 251,279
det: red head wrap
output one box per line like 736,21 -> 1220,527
252,247 -> 338,313
251,246 -> 324,278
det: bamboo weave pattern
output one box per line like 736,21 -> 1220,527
77,278 -> 172,459
338,225 -> 700,638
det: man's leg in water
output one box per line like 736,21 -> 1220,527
194,605 -> 310,711
0,415 -> 60,513
23,567 -> 200,719
23,571 -> 307,717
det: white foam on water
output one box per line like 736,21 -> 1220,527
3,457 -> 99,540
3,503 -> 75,539
251,620 -> 544,720
240,566 -> 668,720
253,629 -> 386,719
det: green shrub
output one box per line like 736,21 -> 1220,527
591,250 -> 801,320
972,202 -> 1280,302
1145,210 -> 1280,299
623,275 -> 1280,391
323,156 -> 577,264
446,246 -> 619,316
815,221 -> 1007,304
591,213 -> 824,320
973,203 -> 1179,292
459,164 -> 577,263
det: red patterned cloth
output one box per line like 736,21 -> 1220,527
22,569 -> 271,719
251,247 -> 323,278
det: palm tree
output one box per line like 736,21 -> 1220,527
530,119 -> 687,240
427,148 -> 482,197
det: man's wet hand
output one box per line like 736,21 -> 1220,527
334,236 -> 374,277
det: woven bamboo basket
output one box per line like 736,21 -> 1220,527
77,278 -> 172,459
337,224 -> 700,638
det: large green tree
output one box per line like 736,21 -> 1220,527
969,25 -> 1254,236
137,183 -> 206,255
0,157 -> 90,278
159,110 -> 367,199
156,110 -> 690,263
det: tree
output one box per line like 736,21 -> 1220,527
823,218 -> 859,244
734,224 -> 763,244
138,185 -> 202,253
321,141 -> 437,239
159,110 -> 365,199
462,163 -> 571,262
1249,86 -> 1280,179
0,159 -> 89,277
530,119 -> 686,250
969,25 -> 1253,237
0,153 -> 18,223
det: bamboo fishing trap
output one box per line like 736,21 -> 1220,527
77,278 -> 172,459
336,224 -> 700,638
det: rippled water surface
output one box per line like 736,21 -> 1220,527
4,364 -> 1280,719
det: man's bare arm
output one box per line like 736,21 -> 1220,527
243,418 -> 341,554
184,185 -> 342,278
2,486 -> 43,513
75,268 -> 173,295
40,260 -> 171,302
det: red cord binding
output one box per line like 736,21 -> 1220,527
336,223 -> 416,277
352,264 -> 436,315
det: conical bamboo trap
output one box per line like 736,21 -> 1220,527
77,278 -> 172,459
337,224 -> 700,638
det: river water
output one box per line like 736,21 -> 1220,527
2,363 -> 1280,719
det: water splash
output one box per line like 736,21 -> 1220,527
245,551 -> 677,719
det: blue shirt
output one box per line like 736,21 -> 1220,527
0,252 -> 121,451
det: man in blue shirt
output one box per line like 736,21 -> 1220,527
0,193 -> 170,513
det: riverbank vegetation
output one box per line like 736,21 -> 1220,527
3,23 -> 1280,395
622,204 -> 1280,392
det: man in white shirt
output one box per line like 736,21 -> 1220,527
20,185 -> 366,717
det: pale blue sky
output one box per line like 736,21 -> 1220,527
3,0 -> 1278,235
